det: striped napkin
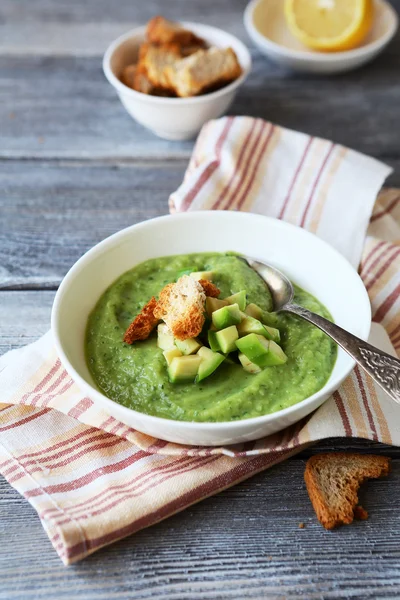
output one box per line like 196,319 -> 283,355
1,116 -> 398,565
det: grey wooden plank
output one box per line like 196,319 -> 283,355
0,161 -> 399,289
1,37 -> 400,164
0,459 -> 399,599
0,161 -> 185,288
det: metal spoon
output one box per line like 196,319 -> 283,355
245,257 -> 400,405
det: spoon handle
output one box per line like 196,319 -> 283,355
284,303 -> 400,405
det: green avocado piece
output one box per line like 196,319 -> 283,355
163,347 -> 182,365
167,355 -> 202,383
196,347 -> 225,382
237,315 -> 269,338
175,338 -> 202,355
262,340 -> 288,366
208,330 -> 221,352
157,324 -> 176,351
244,303 -> 271,323
238,352 -> 262,374
206,297 -> 228,317
215,326 -> 239,354
212,303 -> 242,330
225,290 -> 247,311
263,325 -> 281,344
236,334 -> 287,367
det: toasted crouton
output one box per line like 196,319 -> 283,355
120,64 -> 137,89
147,16 -> 206,49
199,279 -> 220,298
138,42 -> 182,90
165,47 -> 242,97
154,275 -> 206,340
123,297 -> 159,344
305,453 -> 390,530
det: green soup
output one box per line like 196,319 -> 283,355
85,253 -> 337,422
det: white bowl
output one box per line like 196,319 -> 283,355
244,0 -> 398,74
103,23 -> 252,140
51,212 -> 371,446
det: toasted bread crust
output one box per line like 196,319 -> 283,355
120,64 -> 137,89
153,283 -> 175,320
147,16 -> 206,48
123,297 -> 159,344
154,277 -> 206,340
165,47 -> 242,97
199,279 -> 220,298
305,453 -> 390,530
138,42 -> 181,91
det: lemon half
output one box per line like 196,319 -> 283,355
284,0 -> 374,52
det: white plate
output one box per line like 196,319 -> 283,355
244,0 -> 398,74
51,211 -> 371,446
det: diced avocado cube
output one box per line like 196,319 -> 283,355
212,303 -> 242,330
190,271 -> 214,281
215,326 -> 239,354
235,334 -> 271,367
163,347 -> 182,365
196,347 -> 225,382
237,315 -> 268,338
208,330 -> 221,352
262,340 -> 288,366
236,334 -> 287,367
244,303 -> 270,323
264,325 -> 281,343
175,338 -> 202,355
238,352 -> 262,374
206,297 -> 228,316
244,303 -> 263,320
225,290 -> 247,311
157,323 -> 175,351
168,355 -> 202,383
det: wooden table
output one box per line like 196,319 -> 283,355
1,1 -> 400,597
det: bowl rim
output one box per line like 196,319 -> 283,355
244,0 -> 398,63
51,211 -> 372,432
103,21 -> 252,105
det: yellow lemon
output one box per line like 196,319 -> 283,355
284,0 -> 374,52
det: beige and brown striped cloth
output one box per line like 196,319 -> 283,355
1,116 -> 399,565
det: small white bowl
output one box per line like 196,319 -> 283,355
103,23 -> 251,140
244,0 -> 398,74
52,212 -> 371,447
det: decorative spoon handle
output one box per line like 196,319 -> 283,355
284,303 -> 400,405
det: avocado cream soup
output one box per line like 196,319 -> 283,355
86,253 -> 337,422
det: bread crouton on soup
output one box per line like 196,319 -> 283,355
147,15 -> 206,49
199,279 -> 220,298
165,47 -> 242,97
154,275 -> 206,340
123,297 -> 159,344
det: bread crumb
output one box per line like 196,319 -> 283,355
298,522 -> 305,529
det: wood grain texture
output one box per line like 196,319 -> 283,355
2,51 -> 400,171
0,460 -> 399,599
0,161 -> 185,288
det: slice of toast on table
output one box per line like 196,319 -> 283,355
305,453 -> 390,529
